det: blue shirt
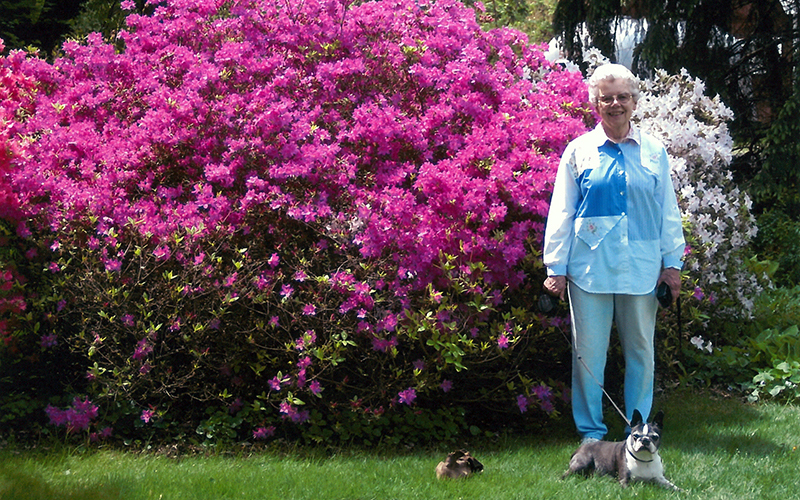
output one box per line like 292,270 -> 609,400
543,124 -> 685,295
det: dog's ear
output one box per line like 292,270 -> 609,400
631,409 -> 643,426
652,410 -> 664,428
445,450 -> 466,466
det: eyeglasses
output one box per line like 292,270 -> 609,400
598,93 -> 632,105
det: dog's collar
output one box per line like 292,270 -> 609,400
626,443 -> 654,463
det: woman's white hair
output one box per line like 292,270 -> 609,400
587,64 -> 640,106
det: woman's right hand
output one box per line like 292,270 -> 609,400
543,275 -> 567,301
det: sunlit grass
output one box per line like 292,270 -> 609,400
1,389 -> 798,500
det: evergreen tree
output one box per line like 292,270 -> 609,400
0,0 -> 84,55
553,0 -> 799,194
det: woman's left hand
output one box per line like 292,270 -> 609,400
657,268 -> 681,302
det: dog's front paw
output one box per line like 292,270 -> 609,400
655,477 -> 683,492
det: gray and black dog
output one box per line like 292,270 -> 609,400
562,410 -> 681,491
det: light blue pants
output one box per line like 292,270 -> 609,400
568,282 -> 658,439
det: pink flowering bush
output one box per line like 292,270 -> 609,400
3,0 -> 589,444
0,40 -> 78,431
0,37 -> 32,349
46,397 -> 114,442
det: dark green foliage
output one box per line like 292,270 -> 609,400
671,284 -> 800,403
751,93 -> 800,218
752,210 -> 800,287
68,0 -> 152,44
0,0 -> 84,54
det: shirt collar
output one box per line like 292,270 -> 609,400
590,123 -> 641,146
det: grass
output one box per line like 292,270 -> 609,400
1,388 -> 798,500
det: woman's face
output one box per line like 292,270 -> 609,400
596,78 -> 636,133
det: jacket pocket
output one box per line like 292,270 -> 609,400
574,215 -> 624,250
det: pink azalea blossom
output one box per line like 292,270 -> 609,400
141,409 -> 154,423
398,387 -> 416,405
253,426 -> 275,440
497,334 -> 509,349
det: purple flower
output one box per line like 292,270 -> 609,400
46,398 -> 99,432
371,335 -> 398,352
153,246 -> 170,260
398,387 -> 416,405
255,274 -> 270,290
141,409 -> 154,423
223,272 -> 238,287
45,405 -> 68,427
292,410 -> 309,424
121,314 -> 135,327
279,401 -> 307,422
132,339 -> 152,360
269,376 -> 283,391
229,398 -> 244,414
378,313 -> 398,332
531,384 -> 552,401
253,426 -> 275,440
40,333 -> 58,348
440,380 -> 453,393
302,304 -> 316,316
498,334 -> 509,349
309,380 -> 322,395
540,399 -> 555,415
104,259 -> 122,272
517,394 -> 529,413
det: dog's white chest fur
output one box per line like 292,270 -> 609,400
626,450 -> 664,480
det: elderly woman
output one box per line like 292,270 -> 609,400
542,64 -> 685,442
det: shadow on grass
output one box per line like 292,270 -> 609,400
657,388 -> 787,457
0,467 -> 126,500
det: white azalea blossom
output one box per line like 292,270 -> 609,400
633,68 -> 767,317
690,336 -> 713,353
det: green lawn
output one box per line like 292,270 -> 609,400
1,389 -> 798,500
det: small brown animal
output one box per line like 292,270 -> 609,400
435,450 -> 484,479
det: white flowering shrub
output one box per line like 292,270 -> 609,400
634,69 -> 766,317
